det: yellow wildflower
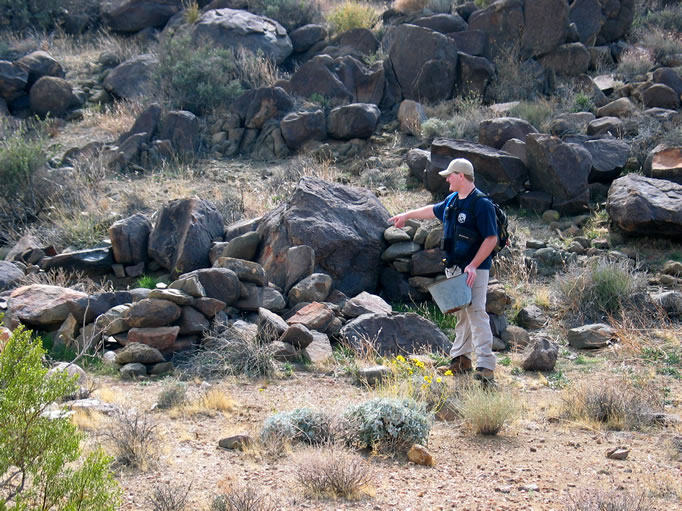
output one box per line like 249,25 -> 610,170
444,370 -> 453,376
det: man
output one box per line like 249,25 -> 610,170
388,158 -> 498,384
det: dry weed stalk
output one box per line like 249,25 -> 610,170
146,481 -> 192,511
210,483 -> 277,511
104,411 -> 160,470
565,488 -> 654,511
80,99 -> 146,137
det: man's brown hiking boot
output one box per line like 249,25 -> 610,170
437,355 -> 473,375
474,367 -> 497,389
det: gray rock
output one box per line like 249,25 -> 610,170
567,323 -> 615,349
120,363 -> 147,380
148,288 -> 195,305
115,342 -> 165,364
29,76 -> 75,117
109,213 -> 152,265
180,268 -> 241,306
6,285 -> 87,329
213,257 -> 267,286
478,117 -> 538,150
103,54 -> 158,99
168,275 -> 206,298
521,337 -> 559,371
381,242 -> 422,262
209,231 -> 261,263
41,247 -> 114,276
288,273 -> 332,306
501,325 -> 531,349
0,261 -> 24,291
125,299 -> 181,328
341,291 -> 392,318
327,103 -> 380,140
270,340 -> 298,361
384,226 -> 412,244
341,312 -> 451,355
179,306 -> 210,335
257,307 -> 288,341
279,323 -> 314,349
651,291 -> 682,317
516,305 -> 547,330
302,331 -> 333,364
159,110 -> 200,157
356,365 -> 391,386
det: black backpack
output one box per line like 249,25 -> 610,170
442,189 -> 509,260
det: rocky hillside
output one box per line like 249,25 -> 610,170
0,0 -> 681,509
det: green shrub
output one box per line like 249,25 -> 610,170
640,4 -> 682,34
156,34 -> 244,114
0,123 -> 49,227
327,1 -> 379,35
508,100 -> 551,131
137,274 -> 161,289
457,385 -> 519,435
640,28 -> 682,64
554,257 -> 647,324
570,93 -> 595,113
0,326 -> 120,510
261,407 -> 335,447
487,45 -> 544,102
343,397 -> 431,453
0,0 -> 61,31
250,0 -> 322,31
182,0 -> 201,24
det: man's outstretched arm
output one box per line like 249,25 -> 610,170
388,205 -> 436,228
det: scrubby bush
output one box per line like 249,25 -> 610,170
156,383 -> 187,409
295,447 -> 375,500
146,481 -> 192,511
422,95 -> 493,142
249,0 -> 322,31
156,35 -> 281,114
0,326 -> 120,510
640,28 -> 682,64
104,411 -> 159,470
327,1 -> 379,35
0,0 -> 61,31
616,48 -> 654,81
561,379 -> 663,431
457,384 -> 519,435
640,3 -> 682,33
0,122 -> 50,227
394,0 -> 428,12
179,325 -> 277,379
565,489 -> 654,511
261,407 -> 335,447
211,484 -> 277,511
554,257 -> 648,325
343,398 -> 432,453
487,45 -> 545,102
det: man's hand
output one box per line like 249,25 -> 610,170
463,263 -> 477,287
388,213 -> 408,228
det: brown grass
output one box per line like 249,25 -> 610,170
394,0 -> 428,12
171,388 -> 236,418
80,99 -> 145,137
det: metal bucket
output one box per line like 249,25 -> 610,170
427,273 -> 472,314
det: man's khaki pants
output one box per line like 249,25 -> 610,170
445,268 -> 496,371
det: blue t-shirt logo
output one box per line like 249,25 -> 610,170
457,212 -> 467,223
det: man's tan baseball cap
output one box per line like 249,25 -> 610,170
438,158 -> 474,177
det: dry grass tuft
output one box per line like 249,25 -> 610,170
80,99 -> 145,137
457,383 -> 520,436
172,388 -> 236,417
70,409 -> 105,431
394,0 -> 428,12
21,267 -> 115,294
565,488 -> 654,511
104,411 -> 160,470
93,386 -> 121,404
561,378 -> 664,431
294,446 -> 375,501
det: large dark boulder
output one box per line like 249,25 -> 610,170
290,24 -> 327,54
281,55 -> 353,103
230,87 -> 294,129
427,138 -> 528,203
109,213 -> 152,265
526,134 -> 591,214
606,174 -> 682,239
158,110 -> 199,156
29,77 -> 75,117
478,117 -> 538,150
103,54 -> 158,99
570,0 -> 605,46
335,55 -> 385,105
521,0 -> 569,58
597,0 -> 635,44
301,28 -> 378,62
256,177 -> 390,296
67,291 -> 135,324
340,312 -> 451,355
0,61 -> 28,102
538,43 -> 591,76
582,138 -> 629,183
16,51 -> 65,87
148,198 -> 224,276
456,53 -> 495,99
327,103 -> 380,140
383,23 -> 459,103
280,110 -> 326,150
178,268 -> 240,305
119,103 -> 162,143
191,8 -> 292,65
102,0 -> 182,32
413,13 -> 467,34
468,0 -> 524,59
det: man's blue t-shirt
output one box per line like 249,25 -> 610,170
432,190 -> 498,270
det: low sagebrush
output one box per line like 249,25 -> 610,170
261,407 -> 336,448
342,397 -> 432,454
156,383 -> 187,410
295,447 -> 375,500
457,383 -> 519,436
